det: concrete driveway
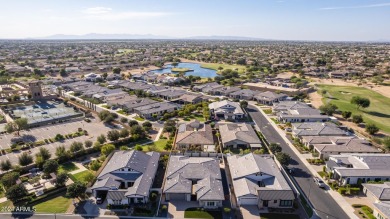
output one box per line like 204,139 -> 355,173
167,201 -> 199,218
240,206 -> 260,219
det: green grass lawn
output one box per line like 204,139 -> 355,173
134,116 -> 145,121
0,200 -> 13,209
58,162 -> 79,173
260,213 -> 300,219
34,194 -> 72,213
318,84 -> 390,134
183,114 -> 205,122
142,139 -> 168,152
69,170 -> 94,184
184,208 -> 222,219
171,67 -> 192,72
201,63 -> 246,73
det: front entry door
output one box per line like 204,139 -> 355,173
263,200 -> 269,207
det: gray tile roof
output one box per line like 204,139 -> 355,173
193,175 -> 224,201
209,100 -> 244,115
363,182 -> 390,201
163,156 -> 224,201
254,91 -> 287,102
374,202 -> 390,217
134,102 -> 178,115
176,121 -> 214,146
227,153 -> 294,200
292,122 -> 346,137
273,101 -> 312,112
230,89 -> 259,98
219,123 -> 261,146
107,190 -> 127,201
92,150 -> 160,198
329,154 -> 390,177
313,138 -> 379,154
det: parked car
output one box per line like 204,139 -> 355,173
313,177 -> 326,188
96,197 -> 103,204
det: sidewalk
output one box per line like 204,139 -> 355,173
69,162 -> 88,175
251,103 -> 359,219
154,128 -> 164,141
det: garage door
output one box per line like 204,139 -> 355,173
239,197 -> 258,205
168,193 -> 186,200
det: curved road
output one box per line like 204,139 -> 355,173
247,105 -> 349,219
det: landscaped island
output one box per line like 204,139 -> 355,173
171,67 -> 193,73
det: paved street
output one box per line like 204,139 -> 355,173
247,104 -> 349,219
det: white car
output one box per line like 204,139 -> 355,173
313,177 -> 326,188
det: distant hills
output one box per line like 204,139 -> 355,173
29,33 -> 268,41
4,33 -> 387,42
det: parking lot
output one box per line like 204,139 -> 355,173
0,118 -> 114,167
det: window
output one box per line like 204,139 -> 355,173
274,200 -> 277,203
279,200 -> 293,207
206,202 -> 216,207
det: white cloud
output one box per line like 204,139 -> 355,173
84,11 -> 169,21
319,3 -> 390,10
82,7 -> 113,15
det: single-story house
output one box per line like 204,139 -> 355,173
218,123 -> 262,149
175,120 -> 215,152
91,150 -> 160,205
326,154 -> 390,186
229,89 -> 259,100
227,153 -> 295,208
163,156 -> 224,208
292,122 -> 347,139
133,102 -> 178,119
254,91 -> 288,105
302,136 -> 380,159
209,100 -> 245,120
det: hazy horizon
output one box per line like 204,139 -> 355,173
1,0 -> 390,41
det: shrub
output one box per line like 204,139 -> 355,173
338,187 -> 347,195
224,207 -> 231,214
349,187 -> 360,195
161,205 -> 167,211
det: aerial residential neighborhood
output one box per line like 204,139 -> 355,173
1,1 -> 390,219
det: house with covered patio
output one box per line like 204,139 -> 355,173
91,150 -> 160,205
163,155 -> 224,208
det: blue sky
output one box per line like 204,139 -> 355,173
0,0 -> 389,41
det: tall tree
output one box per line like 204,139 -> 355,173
66,181 -> 86,200
55,146 -> 69,162
101,144 -> 115,156
5,118 -> 28,136
6,184 -> 28,202
351,96 -> 370,110
319,103 -> 338,116
37,147 -> 51,160
19,152 -> 33,166
43,159 -> 59,175
1,172 -> 20,189
56,172 -> 69,187
107,130 -> 120,141
276,152 -> 291,167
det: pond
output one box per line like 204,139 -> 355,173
150,62 -> 218,78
